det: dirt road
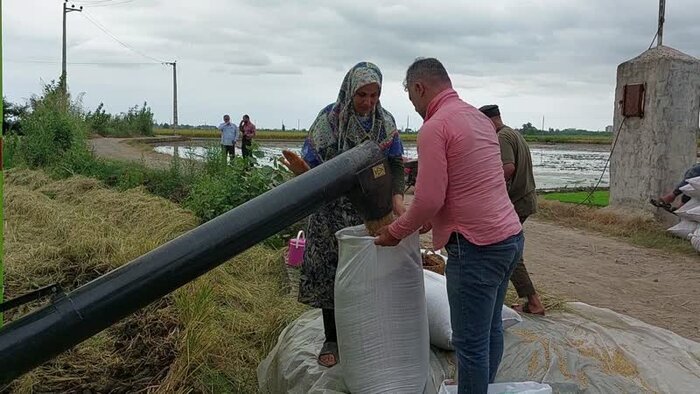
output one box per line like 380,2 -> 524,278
406,196 -> 700,341
87,137 -> 699,341
87,136 -> 178,170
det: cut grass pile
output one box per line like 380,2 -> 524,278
542,190 -> 609,207
3,169 -> 306,393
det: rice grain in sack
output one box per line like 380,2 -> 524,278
335,225 -> 429,394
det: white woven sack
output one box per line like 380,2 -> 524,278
335,225 -> 429,394
423,269 -> 522,351
667,219 -> 700,239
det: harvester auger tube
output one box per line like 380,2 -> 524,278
0,141 -> 392,384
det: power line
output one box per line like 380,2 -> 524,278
578,117 -> 626,205
80,10 -> 165,63
6,59 -> 161,65
76,0 -> 138,8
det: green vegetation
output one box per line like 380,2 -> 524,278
156,128 -> 421,142
1,80 -> 311,391
4,81 -> 298,247
523,134 -> 612,144
543,190 -> 609,207
157,127 -> 700,147
86,102 -> 155,137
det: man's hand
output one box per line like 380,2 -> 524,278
374,225 -> 401,246
419,222 -> 432,234
392,194 -> 406,217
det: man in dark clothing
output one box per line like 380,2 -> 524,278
653,163 -> 700,210
239,114 -> 256,159
480,104 -> 545,316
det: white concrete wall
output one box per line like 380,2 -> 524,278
610,46 -> 700,213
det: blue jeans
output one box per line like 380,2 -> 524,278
445,231 -> 524,394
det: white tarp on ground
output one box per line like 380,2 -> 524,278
258,303 -> 700,394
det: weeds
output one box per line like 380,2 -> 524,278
86,102 -> 155,137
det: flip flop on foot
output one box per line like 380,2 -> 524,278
318,341 -> 339,368
512,302 -> 545,316
649,198 -> 677,214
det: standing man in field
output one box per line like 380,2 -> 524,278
480,104 -> 545,316
239,114 -> 256,159
375,58 -> 523,393
218,114 -> 238,162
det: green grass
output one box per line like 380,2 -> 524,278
523,134 -> 612,144
543,190 -> 609,207
154,128 -> 421,142
156,128 -> 700,147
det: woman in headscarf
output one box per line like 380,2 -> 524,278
282,61 -> 405,368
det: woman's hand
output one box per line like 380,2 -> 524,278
392,194 -> 406,217
280,150 -> 310,176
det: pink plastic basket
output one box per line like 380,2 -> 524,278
286,231 -> 306,267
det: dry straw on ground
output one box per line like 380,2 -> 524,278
535,197 -> 696,255
3,169 -> 306,393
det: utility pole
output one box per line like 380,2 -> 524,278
62,1 -> 82,92
657,0 -> 666,47
164,61 -> 178,127
541,115 -> 545,132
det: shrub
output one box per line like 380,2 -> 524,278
17,80 -> 88,168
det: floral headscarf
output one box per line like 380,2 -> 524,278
305,61 -> 399,163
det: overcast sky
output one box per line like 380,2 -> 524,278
3,0 -> 700,131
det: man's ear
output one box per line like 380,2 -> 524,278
416,82 -> 426,97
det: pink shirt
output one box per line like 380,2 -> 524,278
388,89 -> 522,249
241,122 -> 256,139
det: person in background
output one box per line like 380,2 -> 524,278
479,104 -> 545,316
282,61 -> 405,368
375,58 -> 523,394
239,114 -> 256,159
652,163 -> 700,211
218,114 -> 238,161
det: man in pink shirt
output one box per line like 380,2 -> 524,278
375,58 -> 523,394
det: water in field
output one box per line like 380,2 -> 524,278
154,142 -> 610,190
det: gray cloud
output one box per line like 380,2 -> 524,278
4,0 -> 700,130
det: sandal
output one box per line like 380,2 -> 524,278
649,198 -> 677,214
512,302 -> 545,316
318,341 -> 339,368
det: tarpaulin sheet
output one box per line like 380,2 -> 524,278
258,303 -> 700,393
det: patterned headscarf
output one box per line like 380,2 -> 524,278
307,61 -> 398,162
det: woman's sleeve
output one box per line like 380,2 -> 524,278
388,155 -> 405,195
301,137 -> 322,168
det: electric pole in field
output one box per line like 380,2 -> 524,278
62,1 -> 83,92
657,0 -> 666,46
164,61 -> 178,126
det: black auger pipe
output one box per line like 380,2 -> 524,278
0,141 -> 385,384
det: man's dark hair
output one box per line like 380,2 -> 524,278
404,57 -> 451,89
243,114 -> 250,119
